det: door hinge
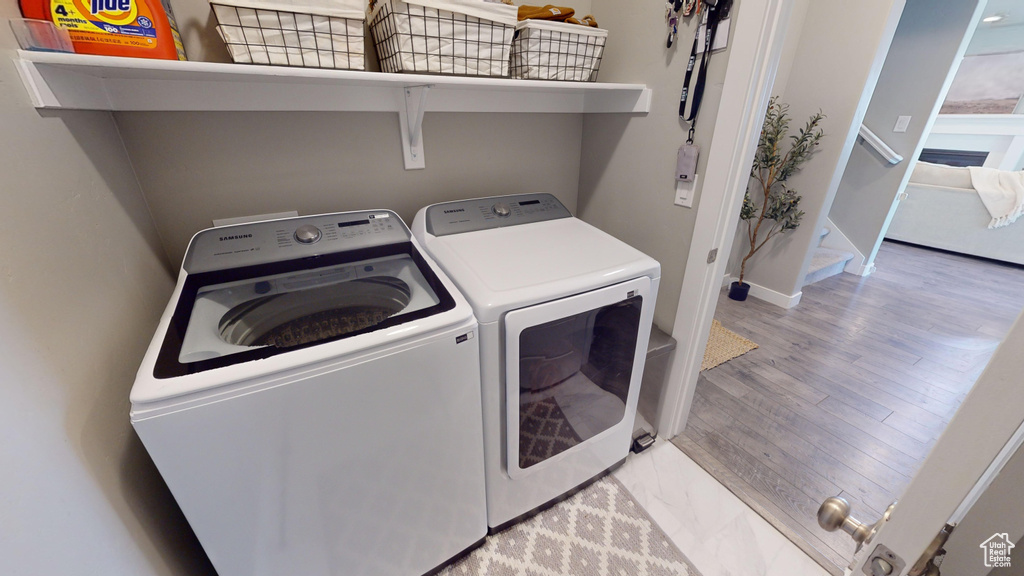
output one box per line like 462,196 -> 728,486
863,544 -> 905,576
908,523 -> 955,576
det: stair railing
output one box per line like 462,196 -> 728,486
858,124 -> 904,165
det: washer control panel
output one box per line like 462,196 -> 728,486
184,211 -> 409,273
425,194 -> 571,237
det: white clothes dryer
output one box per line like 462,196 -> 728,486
412,194 -> 660,532
130,211 -> 487,576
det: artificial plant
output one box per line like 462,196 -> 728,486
737,96 -> 825,287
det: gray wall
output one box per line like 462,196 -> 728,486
0,7 -> 213,576
727,0 -> 904,298
941,441 -> 1024,576
829,0 -> 981,263
577,0 -> 739,331
116,111 -> 584,266
724,0 -> 810,281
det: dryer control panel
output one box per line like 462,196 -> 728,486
183,211 -> 411,273
425,193 -> 572,237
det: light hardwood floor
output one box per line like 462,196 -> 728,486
672,241 -> 1024,574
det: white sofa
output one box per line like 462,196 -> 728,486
885,161 -> 1024,266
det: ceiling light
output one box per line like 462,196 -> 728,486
982,14 -> 1004,23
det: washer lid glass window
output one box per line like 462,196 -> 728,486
154,247 -> 454,378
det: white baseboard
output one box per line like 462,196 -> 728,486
722,273 -> 733,288
724,276 -> 802,309
822,217 -> 873,276
850,262 -> 877,277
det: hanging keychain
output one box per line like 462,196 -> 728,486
668,0 -> 701,48
666,0 -> 683,48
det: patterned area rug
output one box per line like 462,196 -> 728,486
518,397 -> 583,469
701,319 -> 758,371
438,477 -> 701,576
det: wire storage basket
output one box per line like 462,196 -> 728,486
212,0 -> 365,69
368,0 -> 518,77
510,20 -> 606,82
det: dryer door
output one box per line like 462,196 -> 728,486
504,276 -> 653,479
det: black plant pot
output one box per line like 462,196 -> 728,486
728,281 -> 750,301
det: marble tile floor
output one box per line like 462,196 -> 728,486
613,439 -> 834,576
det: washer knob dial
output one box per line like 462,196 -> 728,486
492,202 -> 512,217
294,224 -> 322,244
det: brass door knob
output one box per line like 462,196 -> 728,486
817,496 -> 897,548
818,496 -> 872,544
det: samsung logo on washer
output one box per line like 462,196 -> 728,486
219,234 -> 253,241
444,208 -> 465,214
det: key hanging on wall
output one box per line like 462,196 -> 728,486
665,1 -> 680,48
666,0 -> 699,48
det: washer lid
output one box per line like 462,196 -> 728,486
421,217 -> 660,323
153,245 -> 456,379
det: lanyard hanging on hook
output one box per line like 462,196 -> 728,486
679,0 -> 731,128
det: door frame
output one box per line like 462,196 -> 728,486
655,0 -> 793,436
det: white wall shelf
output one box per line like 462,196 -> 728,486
15,51 -> 650,168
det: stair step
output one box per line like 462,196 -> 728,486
804,247 -> 854,287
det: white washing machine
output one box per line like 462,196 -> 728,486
412,194 -> 660,532
130,211 -> 487,576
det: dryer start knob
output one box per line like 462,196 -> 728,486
294,224 -> 322,244
492,203 -> 512,217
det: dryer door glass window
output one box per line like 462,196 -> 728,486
515,295 -> 641,470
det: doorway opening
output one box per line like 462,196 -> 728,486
666,0 -> 1024,572
676,242 -> 1024,573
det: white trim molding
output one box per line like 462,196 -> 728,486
930,114 -> 1024,136
747,282 -> 802,309
724,277 -> 803,309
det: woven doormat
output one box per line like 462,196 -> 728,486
439,476 -> 701,576
701,320 -> 758,371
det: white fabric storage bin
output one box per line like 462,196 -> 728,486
510,19 -> 607,82
212,0 -> 365,69
368,0 -> 517,77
